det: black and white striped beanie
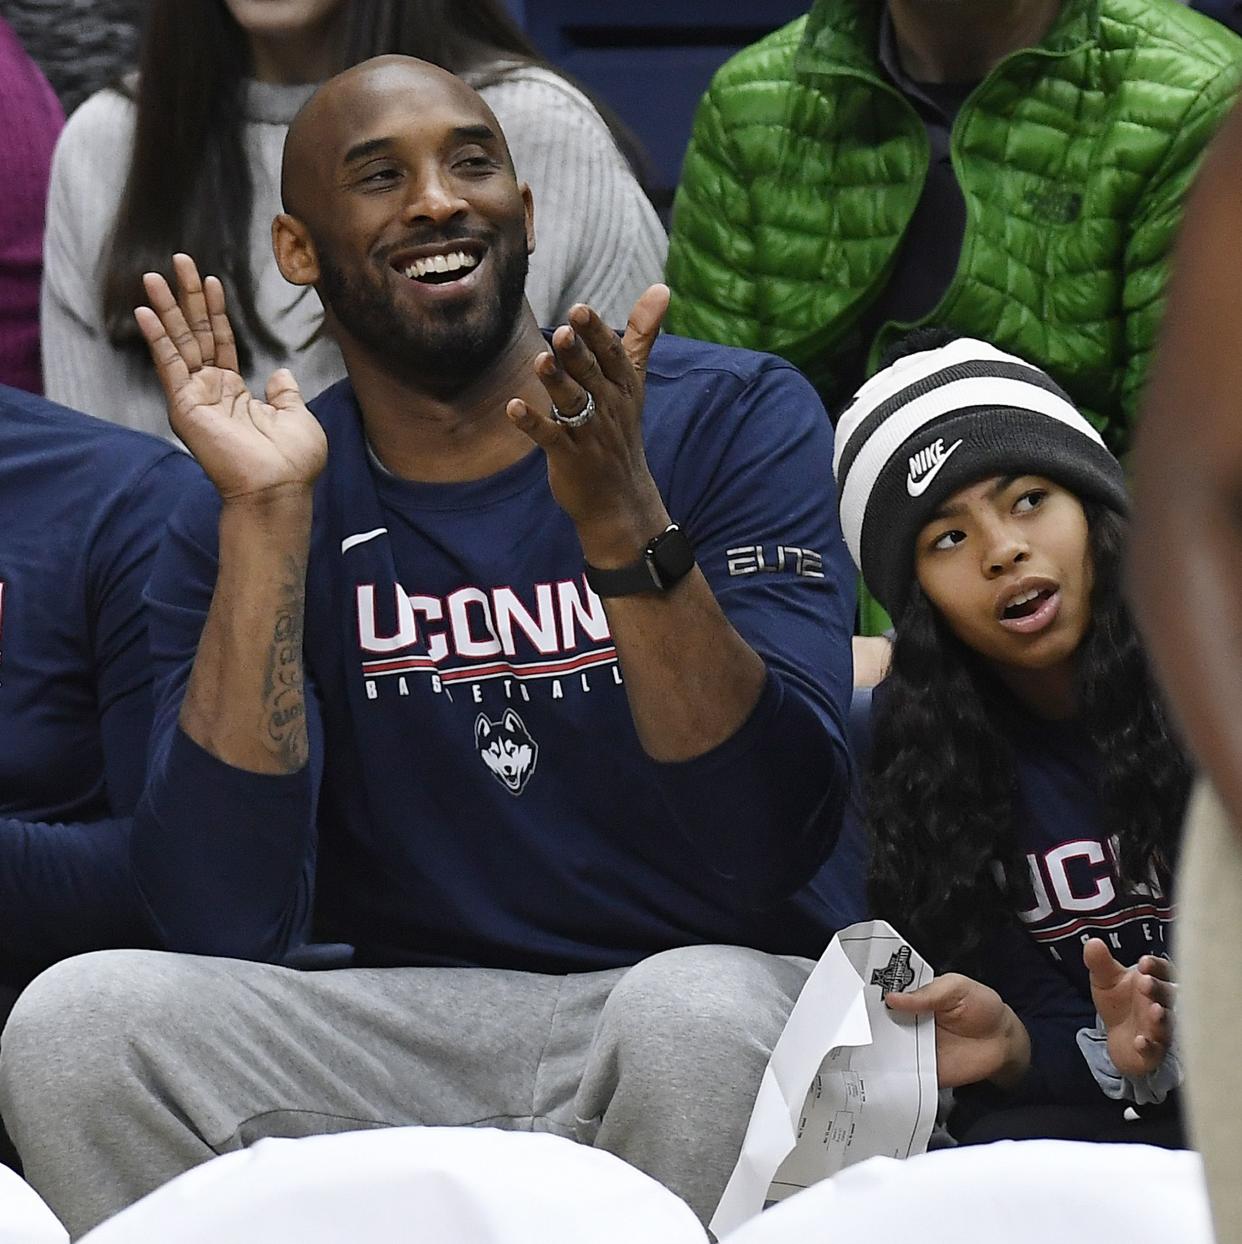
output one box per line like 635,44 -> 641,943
833,337 -> 1128,619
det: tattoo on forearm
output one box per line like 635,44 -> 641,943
262,556 -> 309,771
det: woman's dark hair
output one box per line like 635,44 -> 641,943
102,0 -> 651,369
866,501 -> 1192,972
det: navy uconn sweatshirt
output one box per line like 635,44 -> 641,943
850,683 -> 1174,1112
134,336 -> 858,970
0,385 -> 201,984
966,703 -> 1174,1112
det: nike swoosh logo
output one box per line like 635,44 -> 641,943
906,439 -> 963,497
341,528 -> 388,554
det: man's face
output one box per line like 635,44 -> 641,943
296,66 -> 534,384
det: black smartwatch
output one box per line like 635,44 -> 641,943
584,523 -> 696,597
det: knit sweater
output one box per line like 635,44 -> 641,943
0,15 -> 63,394
41,65 -> 667,440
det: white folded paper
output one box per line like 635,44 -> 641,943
710,920 -> 937,1238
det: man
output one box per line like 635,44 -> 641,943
0,383 -> 200,992
1129,101 -> 1242,1244
665,0 -> 1241,461
0,57 -> 857,1235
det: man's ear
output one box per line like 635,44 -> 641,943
272,213 -> 319,286
521,182 -> 535,256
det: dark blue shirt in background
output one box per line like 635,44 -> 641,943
0,385 -> 200,984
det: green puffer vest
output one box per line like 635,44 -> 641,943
665,0 -> 1241,455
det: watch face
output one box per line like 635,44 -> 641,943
586,525 -> 695,597
648,526 -> 696,588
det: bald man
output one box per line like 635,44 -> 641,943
0,58 -> 859,1234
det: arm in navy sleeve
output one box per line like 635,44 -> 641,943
0,450 -> 202,972
131,475 -> 321,961
650,360 -> 855,905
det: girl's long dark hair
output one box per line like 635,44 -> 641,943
102,0 -> 651,369
103,1 -> 266,366
867,503 -> 1191,971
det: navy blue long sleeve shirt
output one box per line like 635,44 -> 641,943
135,337 -> 858,971
0,384 -> 201,983
849,684 -> 1173,1114
961,706 -> 1173,1116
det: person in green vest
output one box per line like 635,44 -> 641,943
666,0 -> 1240,632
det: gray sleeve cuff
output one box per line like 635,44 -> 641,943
1076,1016 -> 1182,1105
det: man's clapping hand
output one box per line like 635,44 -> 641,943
504,285 -> 671,566
134,253 -> 327,505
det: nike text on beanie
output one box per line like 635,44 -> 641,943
832,336 -> 1129,620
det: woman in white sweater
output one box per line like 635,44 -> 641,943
41,0 -> 667,438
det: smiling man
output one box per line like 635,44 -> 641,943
0,57 -> 858,1234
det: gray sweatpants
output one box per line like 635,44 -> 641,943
0,943 -> 812,1239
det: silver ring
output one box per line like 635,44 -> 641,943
552,392 -> 596,429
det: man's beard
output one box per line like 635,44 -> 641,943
316,233 -> 529,387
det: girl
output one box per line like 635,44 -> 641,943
832,330 -> 1189,1144
41,0 -> 666,438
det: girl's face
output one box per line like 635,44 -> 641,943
914,475 -> 1094,712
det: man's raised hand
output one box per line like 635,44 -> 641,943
505,285 -> 671,558
134,253 -> 327,504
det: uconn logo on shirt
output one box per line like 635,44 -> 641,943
355,575 -> 622,705
1004,838 -> 1172,961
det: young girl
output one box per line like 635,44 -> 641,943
41,0 -> 665,438
832,330 -> 1189,1144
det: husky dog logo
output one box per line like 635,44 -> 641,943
475,709 -> 539,795
871,946 -> 916,997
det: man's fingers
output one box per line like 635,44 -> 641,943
172,253 -> 215,366
142,271 -> 204,372
550,324 -> 607,395
266,368 -> 306,412
533,351 -> 592,423
204,275 -> 240,374
620,283 -> 670,378
506,397 -> 568,452
1083,938 -> 1128,989
569,302 -> 632,387
134,304 -> 193,408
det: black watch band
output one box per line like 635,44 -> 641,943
584,523 -> 696,597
